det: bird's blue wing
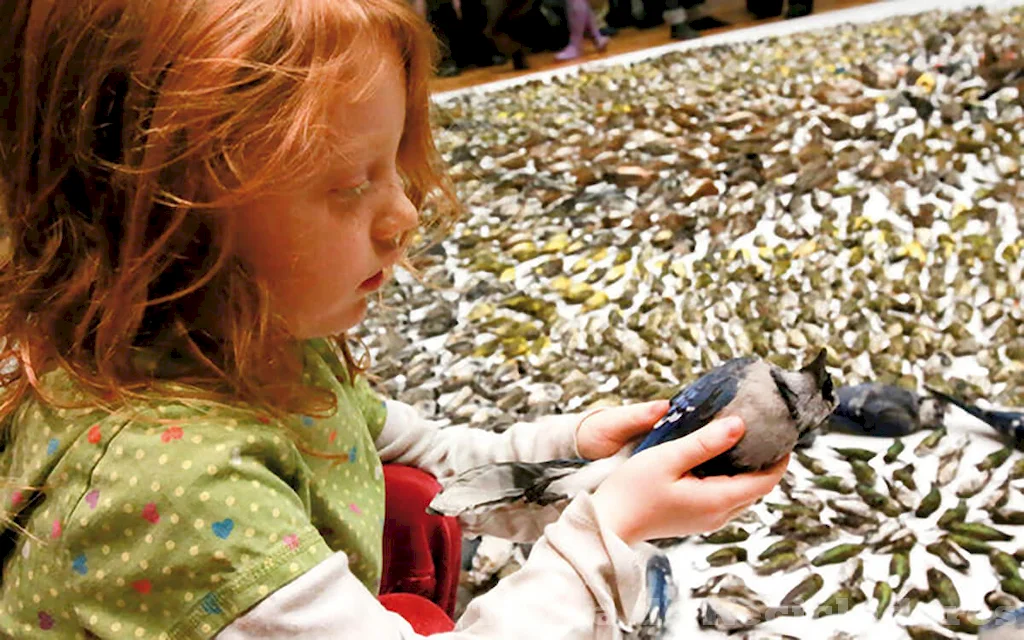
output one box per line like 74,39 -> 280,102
631,357 -> 755,455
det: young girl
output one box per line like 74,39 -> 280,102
0,0 -> 787,637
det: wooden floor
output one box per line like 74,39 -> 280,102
430,0 -> 879,93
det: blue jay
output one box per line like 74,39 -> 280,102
427,350 -> 836,517
926,386 -> 1024,450
631,552 -> 677,639
826,383 -> 946,438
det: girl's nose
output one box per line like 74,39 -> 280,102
372,189 -> 419,249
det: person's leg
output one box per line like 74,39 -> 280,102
747,0 -> 783,18
589,0 -> 613,34
554,0 -> 588,60
428,0 -> 463,76
635,0 -> 665,28
487,0 -> 535,69
462,0 -> 504,67
582,0 -> 609,50
785,0 -> 813,19
663,0 -> 697,40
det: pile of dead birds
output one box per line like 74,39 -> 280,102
673,422 -> 1024,639
352,3 -> 1024,638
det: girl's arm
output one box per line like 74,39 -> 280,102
217,491 -> 646,640
375,399 -> 587,540
375,399 -> 585,476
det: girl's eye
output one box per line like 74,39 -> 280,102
349,180 -> 371,196
331,180 -> 371,199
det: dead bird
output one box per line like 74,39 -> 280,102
827,383 -> 945,437
928,567 -> 961,608
634,552 -> 677,640
429,352 -> 836,517
698,595 -> 767,632
935,437 -> 969,486
945,610 -> 988,635
926,539 -> 971,574
956,467 -> 993,499
890,550 -> 911,590
904,625 -> 956,640
691,573 -> 752,599
916,483 -> 943,518
755,550 -> 810,576
814,585 -> 866,618
927,386 -> 1024,450
885,478 -> 918,511
916,426 -> 948,456
811,543 -> 865,567
873,581 -> 893,619
897,585 -> 934,616
780,573 -> 824,607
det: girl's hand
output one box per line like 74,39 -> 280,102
590,417 -> 788,546
574,400 -> 670,460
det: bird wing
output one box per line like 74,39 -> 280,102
863,403 -> 919,437
826,412 -> 867,433
830,384 -> 920,437
427,459 -> 587,517
631,357 -> 754,455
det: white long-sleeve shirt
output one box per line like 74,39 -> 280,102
218,400 -> 648,639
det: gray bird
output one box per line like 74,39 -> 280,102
826,383 -> 946,438
427,350 -> 836,517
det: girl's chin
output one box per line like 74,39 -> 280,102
290,299 -> 368,339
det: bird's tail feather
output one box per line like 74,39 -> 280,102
925,386 -> 978,416
924,386 -> 1020,442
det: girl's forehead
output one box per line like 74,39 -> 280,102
308,55 -> 407,167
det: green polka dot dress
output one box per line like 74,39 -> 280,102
0,339 -> 387,639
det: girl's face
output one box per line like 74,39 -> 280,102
231,50 -> 418,339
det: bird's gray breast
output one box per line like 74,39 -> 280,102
715,362 -> 798,469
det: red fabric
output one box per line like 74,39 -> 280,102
380,464 -> 461,621
379,592 -> 457,634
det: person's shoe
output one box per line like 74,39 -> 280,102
785,0 -> 812,18
670,23 -> 699,40
436,60 -> 461,77
599,25 -> 618,36
554,43 -> 582,61
512,50 -> 529,70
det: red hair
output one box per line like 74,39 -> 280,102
0,0 -> 458,421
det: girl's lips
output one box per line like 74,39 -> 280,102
359,271 -> 384,292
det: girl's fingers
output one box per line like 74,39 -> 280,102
643,416 -> 745,477
685,456 -> 788,507
576,400 -> 670,459
586,400 -> 669,438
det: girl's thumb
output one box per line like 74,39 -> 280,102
646,416 -> 746,476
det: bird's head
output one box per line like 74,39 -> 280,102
770,348 -> 838,435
